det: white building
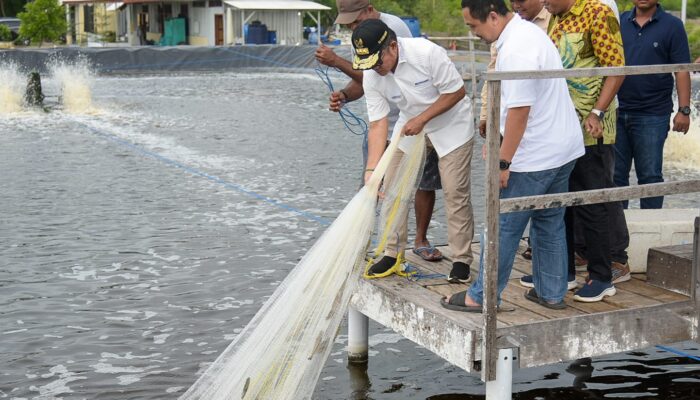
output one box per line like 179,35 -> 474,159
62,0 -> 330,46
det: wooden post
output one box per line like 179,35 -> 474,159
468,38 -> 476,120
482,80 -> 501,382
693,217 -> 699,340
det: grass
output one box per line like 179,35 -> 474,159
686,19 -> 700,61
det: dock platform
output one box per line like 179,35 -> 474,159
350,242 -> 697,373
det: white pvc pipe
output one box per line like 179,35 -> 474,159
681,0 -> 687,24
485,348 -> 514,400
347,307 -> 369,363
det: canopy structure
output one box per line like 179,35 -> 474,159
224,1 -> 330,11
224,0 -> 331,45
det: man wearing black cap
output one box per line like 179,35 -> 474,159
353,19 -> 475,283
316,1 -> 447,263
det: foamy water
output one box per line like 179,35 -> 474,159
665,124 -> 700,170
0,63 -> 24,114
49,59 -> 96,114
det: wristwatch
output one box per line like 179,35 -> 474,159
591,108 -> 605,120
679,106 -> 691,116
499,159 -> 511,171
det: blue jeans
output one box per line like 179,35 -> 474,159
469,160 -> 576,304
614,112 -> 670,209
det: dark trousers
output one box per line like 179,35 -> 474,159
566,144 -> 629,283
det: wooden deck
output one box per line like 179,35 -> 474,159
350,242 -> 697,373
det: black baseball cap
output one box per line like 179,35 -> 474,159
351,19 -> 392,70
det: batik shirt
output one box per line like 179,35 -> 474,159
548,0 -> 625,145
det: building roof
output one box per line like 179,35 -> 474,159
224,0 -> 330,11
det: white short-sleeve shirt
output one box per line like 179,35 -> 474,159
363,37 -> 473,158
496,14 -> 584,172
378,13 -> 412,130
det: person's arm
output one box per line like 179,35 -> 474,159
402,86 -> 466,136
329,79 -> 365,112
669,21 -> 692,133
315,44 -> 364,83
364,117 -> 389,184
498,106 -> 530,188
479,43 -> 499,138
672,71 -> 691,133
584,75 -> 624,138
584,7 -> 625,138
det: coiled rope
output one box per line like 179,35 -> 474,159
314,64 -> 368,137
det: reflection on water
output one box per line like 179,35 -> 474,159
0,66 -> 698,400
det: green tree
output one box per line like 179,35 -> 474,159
17,0 -> 66,46
0,23 -> 11,41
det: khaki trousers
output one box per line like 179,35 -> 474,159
384,138 -> 474,265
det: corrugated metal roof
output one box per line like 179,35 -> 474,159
224,0 -> 330,11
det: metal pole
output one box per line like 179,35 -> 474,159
347,307 -> 369,363
681,0 -> 687,24
241,9 -> 245,44
485,348 -> 514,400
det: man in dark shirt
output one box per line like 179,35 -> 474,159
616,0 -> 691,209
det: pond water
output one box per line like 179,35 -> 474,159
0,67 -> 699,399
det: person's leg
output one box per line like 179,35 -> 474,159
383,147 -> 409,259
468,172 -> 534,305
628,113 -> 670,209
414,147 -> 441,260
613,111 -> 633,208
438,140 -> 475,267
570,145 -> 618,301
360,133 -> 369,187
573,146 -> 613,283
531,160 -> 576,303
603,144 -> 630,268
413,190 -> 435,244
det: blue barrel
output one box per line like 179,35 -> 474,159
400,16 -> 421,38
308,31 -> 318,45
268,30 -> 277,44
246,21 -> 268,44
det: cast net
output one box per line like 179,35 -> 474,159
179,133 -> 426,400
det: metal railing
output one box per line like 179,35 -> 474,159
480,62 -> 700,381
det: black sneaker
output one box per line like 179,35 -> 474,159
448,262 -> 471,284
367,256 -> 397,277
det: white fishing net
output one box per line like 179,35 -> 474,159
180,133 -> 426,400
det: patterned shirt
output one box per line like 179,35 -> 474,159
548,0 -> 625,145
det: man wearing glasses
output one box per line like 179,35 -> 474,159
353,19 -> 476,284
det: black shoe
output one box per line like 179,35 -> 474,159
448,262 -> 471,284
367,256 -> 397,276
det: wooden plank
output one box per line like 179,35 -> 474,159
485,63 -> 700,81
602,286 -> 662,309
501,281 -> 585,319
616,276 -> 689,303
647,244 -> 694,296
351,277 -> 481,373
693,217 -> 699,340
482,80 -> 501,382
500,180 -> 700,213
497,302 -> 696,369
